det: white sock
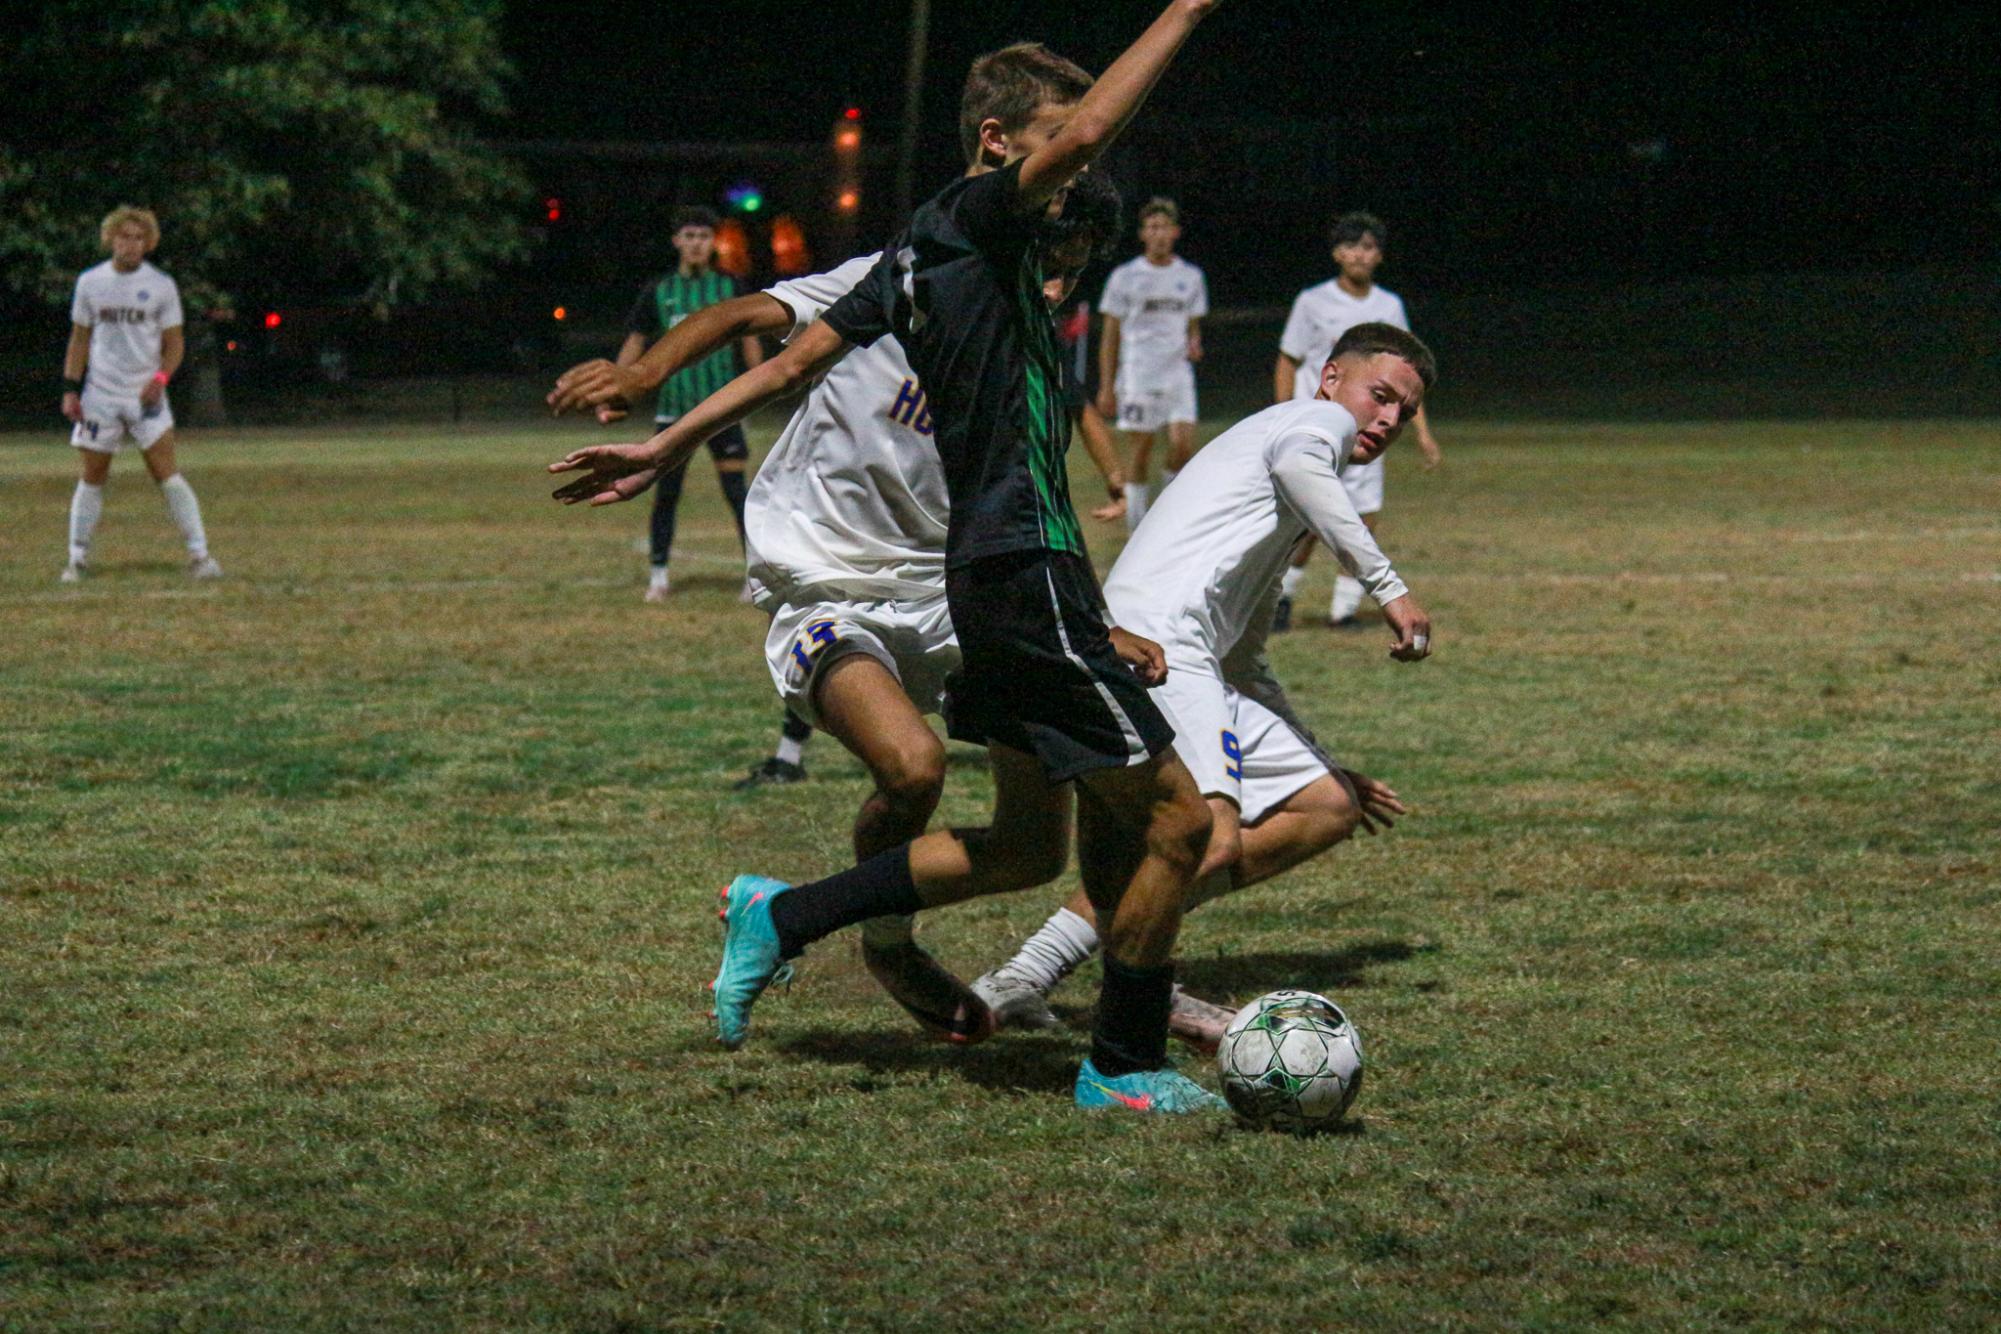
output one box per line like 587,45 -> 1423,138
69,481 -> 104,565
1000,907 -> 1100,994
1124,481 -> 1150,530
775,733 -> 806,767
1280,565 -> 1304,599
1331,575 -> 1365,622
648,565 -> 669,590
860,915 -> 915,949
157,474 -> 208,559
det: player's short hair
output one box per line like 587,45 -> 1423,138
959,41 -> 1094,168
1329,211 -> 1386,250
1331,321 -> 1436,392
99,205 -> 160,251
1138,197 -> 1180,226
1041,171 -> 1123,266
671,205 -> 720,233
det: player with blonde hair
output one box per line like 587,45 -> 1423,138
60,206 -> 219,582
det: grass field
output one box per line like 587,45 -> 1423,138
3,413 -> 1999,1329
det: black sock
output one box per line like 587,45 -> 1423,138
649,461 -> 689,567
769,846 -> 922,958
717,468 -> 749,544
1091,955 -> 1174,1076
781,710 -> 813,743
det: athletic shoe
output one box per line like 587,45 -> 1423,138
1167,985 -> 1235,1053
1271,594 -> 1293,633
59,562 -> 86,584
970,970 -> 1060,1030
189,555 -> 223,580
1073,1058 -> 1228,1114
732,758 -> 806,790
864,939 -> 995,1043
643,581 -> 669,604
710,874 -> 795,1049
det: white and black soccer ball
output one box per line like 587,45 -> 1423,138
1216,989 -> 1364,1133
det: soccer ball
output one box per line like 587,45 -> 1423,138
1216,989 -> 1364,1133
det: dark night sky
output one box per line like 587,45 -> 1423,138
501,3 -> 1998,296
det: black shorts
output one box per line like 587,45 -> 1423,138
656,419 -> 750,463
943,550 -> 1175,783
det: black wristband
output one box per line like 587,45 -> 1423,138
63,376 -> 82,393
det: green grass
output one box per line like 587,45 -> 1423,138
3,414 -> 1999,1329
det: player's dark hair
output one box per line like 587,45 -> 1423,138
959,41 -> 1094,168
1331,321 -> 1436,391
671,205 -> 720,233
1138,197 -> 1179,226
1040,170 -> 1123,265
1329,211 -> 1386,250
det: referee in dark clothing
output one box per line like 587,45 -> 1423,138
615,206 -> 764,601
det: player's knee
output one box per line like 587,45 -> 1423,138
1151,789 -> 1213,878
875,735 -> 945,813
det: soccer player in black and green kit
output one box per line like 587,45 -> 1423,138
559,2 -> 1233,1112
614,206 -> 764,601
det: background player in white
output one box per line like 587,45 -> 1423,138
59,206 -> 218,582
1096,197 -> 1207,528
974,323 -> 1436,1043
545,176 -> 1127,1040
1273,212 -> 1440,629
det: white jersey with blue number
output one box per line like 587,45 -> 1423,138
746,254 -> 949,604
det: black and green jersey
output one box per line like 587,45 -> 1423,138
624,268 -> 740,421
824,161 -> 1084,568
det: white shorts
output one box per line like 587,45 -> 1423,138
1115,363 -> 1197,434
71,385 -> 173,454
1340,454 -> 1385,516
765,592 -> 960,729
1153,664 -> 1332,824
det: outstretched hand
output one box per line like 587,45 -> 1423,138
1339,768 -> 1408,836
548,358 -> 643,418
548,442 -> 663,506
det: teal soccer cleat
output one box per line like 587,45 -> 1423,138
710,874 -> 795,1049
1073,1058 -> 1229,1114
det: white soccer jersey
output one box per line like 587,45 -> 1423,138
1104,399 -> 1407,666
743,255 -> 948,604
71,261 -> 183,399
1100,255 -> 1207,391
1278,280 -> 1407,402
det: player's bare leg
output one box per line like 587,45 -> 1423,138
810,653 -> 987,1040
141,433 -> 219,579
982,772 -> 1373,1048
1163,419 -> 1197,480
1329,512 -> 1381,626
1122,429 -> 1158,528
1273,533 -> 1315,632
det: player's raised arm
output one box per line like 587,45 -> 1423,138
1015,0 -> 1221,212
549,319 -> 853,507
548,292 -> 792,417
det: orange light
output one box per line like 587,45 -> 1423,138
552,306 -> 567,321
770,215 -> 812,276
713,218 -> 752,278
835,128 -> 861,151
844,106 -> 861,121
837,190 -> 859,212
263,311 -> 282,329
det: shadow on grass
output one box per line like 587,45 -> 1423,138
777,1026 -> 1082,1096
1175,938 -> 1433,998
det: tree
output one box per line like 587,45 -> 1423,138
0,0 -> 530,422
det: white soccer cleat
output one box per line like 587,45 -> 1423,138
59,562 -> 86,584
1167,984 -> 1235,1053
970,970 -> 1060,1030
189,555 -> 224,580
643,583 -> 668,603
